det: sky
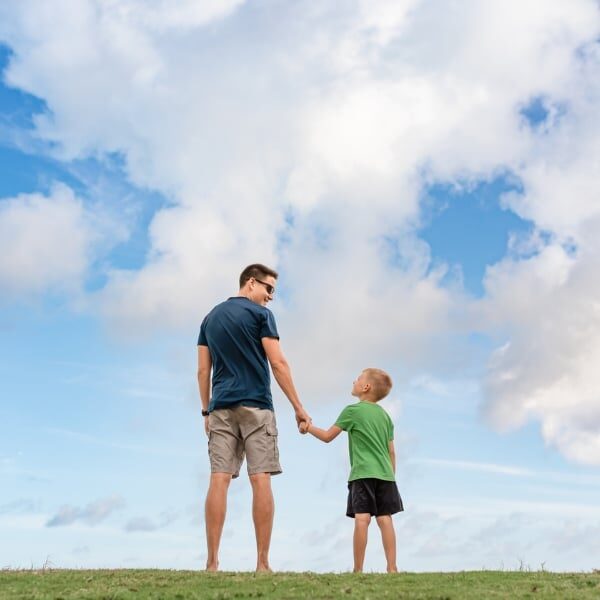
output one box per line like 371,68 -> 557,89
1,0 -> 600,573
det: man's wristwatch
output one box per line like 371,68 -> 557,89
202,410 -> 210,417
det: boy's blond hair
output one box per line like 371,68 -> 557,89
363,368 -> 392,401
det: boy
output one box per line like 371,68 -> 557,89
299,368 -> 403,573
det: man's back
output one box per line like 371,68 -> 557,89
198,296 -> 279,410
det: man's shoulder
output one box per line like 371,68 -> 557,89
205,297 -> 230,312
204,298 -> 275,323
207,297 -> 247,316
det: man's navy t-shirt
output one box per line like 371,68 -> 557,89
197,297 -> 279,411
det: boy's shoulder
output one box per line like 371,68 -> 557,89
339,401 -> 361,414
338,401 -> 390,418
355,401 -> 393,422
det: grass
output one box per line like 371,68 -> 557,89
1,569 -> 599,599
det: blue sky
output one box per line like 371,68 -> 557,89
2,0 -> 600,573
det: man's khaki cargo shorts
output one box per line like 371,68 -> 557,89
208,405 -> 282,478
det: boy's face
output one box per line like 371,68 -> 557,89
351,371 -> 370,397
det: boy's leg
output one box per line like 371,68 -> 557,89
205,472 -> 233,571
353,513 -> 371,572
375,515 -> 397,573
249,472 -> 274,572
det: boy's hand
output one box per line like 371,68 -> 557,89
298,421 -> 309,435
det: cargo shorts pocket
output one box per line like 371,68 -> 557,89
207,430 -> 213,459
265,423 -> 279,461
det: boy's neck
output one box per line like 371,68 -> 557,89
358,396 -> 377,404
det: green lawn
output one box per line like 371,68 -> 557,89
1,569 -> 599,599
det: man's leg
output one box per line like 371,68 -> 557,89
249,472 -> 274,572
205,472 -> 233,571
375,515 -> 398,573
353,513 -> 371,573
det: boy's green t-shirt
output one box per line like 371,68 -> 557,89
335,401 -> 395,482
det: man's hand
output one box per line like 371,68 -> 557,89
298,421 -> 309,435
204,415 -> 210,436
295,408 -> 311,429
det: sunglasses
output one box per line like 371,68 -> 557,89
254,278 -> 275,295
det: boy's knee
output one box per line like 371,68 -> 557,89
355,513 -> 371,525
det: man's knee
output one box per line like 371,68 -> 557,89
209,472 -> 233,491
249,472 -> 272,489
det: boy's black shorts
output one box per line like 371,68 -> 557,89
346,478 -> 404,518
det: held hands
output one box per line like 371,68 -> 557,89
295,408 -> 311,433
298,421 -> 310,435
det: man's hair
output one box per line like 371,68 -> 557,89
239,264 -> 279,288
363,368 -> 393,401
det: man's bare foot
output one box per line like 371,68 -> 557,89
387,566 -> 398,573
206,561 -> 219,572
256,563 -> 272,573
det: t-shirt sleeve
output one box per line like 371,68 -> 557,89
197,316 -> 208,346
334,405 -> 355,431
260,309 -> 279,339
388,415 -> 394,441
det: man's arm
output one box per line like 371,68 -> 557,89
197,345 -> 212,435
389,439 -> 396,473
261,337 -> 310,425
302,423 -> 342,443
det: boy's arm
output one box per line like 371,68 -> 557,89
303,422 -> 343,443
388,439 -> 396,472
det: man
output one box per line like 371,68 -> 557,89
197,263 -> 311,572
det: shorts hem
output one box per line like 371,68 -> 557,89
346,507 -> 403,518
210,469 -> 240,479
247,468 -> 283,476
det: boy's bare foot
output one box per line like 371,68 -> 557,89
206,561 -> 219,572
387,566 -> 398,573
256,563 -> 272,573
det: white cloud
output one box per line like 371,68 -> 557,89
414,458 -> 534,478
124,517 -> 157,532
124,508 -> 180,533
102,0 -> 247,33
0,185 -> 93,297
46,495 -> 125,527
481,238 -> 600,464
0,498 -> 38,514
1,0 -> 600,465
479,47 -> 600,462
412,457 -> 600,487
